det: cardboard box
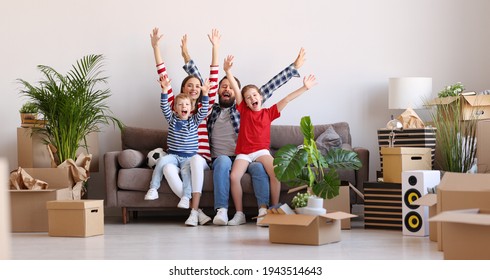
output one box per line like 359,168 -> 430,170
10,188 -> 72,232
436,172 -> 490,251
47,200 -> 104,237
477,120 -> 490,173
428,93 -> 490,121
430,208 -> 490,260
17,127 -> 100,172
261,212 -> 355,245
323,183 -> 362,229
381,147 -> 432,183
20,167 -> 74,190
412,193 -> 438,242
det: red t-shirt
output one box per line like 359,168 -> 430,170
235,102 -> 280,155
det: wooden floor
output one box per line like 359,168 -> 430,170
9,206 -> 443,260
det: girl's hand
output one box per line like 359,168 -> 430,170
150,27 -> 163,49
208,28 -> 221,47
223,55 -> 234,72
158,74 -> 171,92
303,74 -> 317,90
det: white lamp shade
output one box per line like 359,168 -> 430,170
389,77 -> 432,109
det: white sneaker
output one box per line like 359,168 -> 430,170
198,209 -> 211,225
177,197 -> 190,209
256,207 -> 268,227
144,188 -> 158,200
227,211 -> 246,226
185,209 -> 198,226
213,208 -> 228,226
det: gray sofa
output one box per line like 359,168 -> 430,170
104,122 -> 369,223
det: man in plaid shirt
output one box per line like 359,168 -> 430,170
182,47 -> 305,226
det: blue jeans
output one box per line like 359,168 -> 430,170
149,154 -> 192,198
212,155 -> 270,210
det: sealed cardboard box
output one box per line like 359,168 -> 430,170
10,188 -> 72,232
47,200 -> 104,237
428,93 -> 490,121
430,208 -> 490,260
17,127 -> 100,172
261,212 -> 355,245
412,193 -> 438,242
436,172 -> 490,251
477,120 -> 490,173
381,147 -> 432,183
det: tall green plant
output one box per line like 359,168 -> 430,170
427,97 -> 478,173
273,116 -> 362,199
18,54 -> 123,164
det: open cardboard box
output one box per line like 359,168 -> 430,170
430,208 -> 490,260
324,183 -> 363,230
261,211 -> 356,246
427,92 -> 490,121
434,172 -> 490,251
412,193 -> 438,242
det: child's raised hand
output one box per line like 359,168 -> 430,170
158,74 -> 171,92
223,55 -> 234,72
150,27 -> 163,49
208,28 -> 221,47
303,74 -> 317,90
180,34 -> 190,62
294,48 -> 306,69
201,78 -> 211,96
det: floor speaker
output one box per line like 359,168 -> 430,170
401,170 -> 440,236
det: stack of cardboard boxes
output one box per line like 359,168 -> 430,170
10,127 -> 103,237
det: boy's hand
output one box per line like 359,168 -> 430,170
223,55 -> 234,72
208,28 -> 221,48
180,34 -> 190,63
158,74 -> 171,92
294,48 -> 306,69
303,74 -> 317,90
201,78 -> 211,96
150,27 -> 163,49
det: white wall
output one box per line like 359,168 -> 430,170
2,0 -> 490,202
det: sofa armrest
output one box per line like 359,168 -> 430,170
104,151 -> 121,207
353,146 -> 369,203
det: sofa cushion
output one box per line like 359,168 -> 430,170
316,125 -> 342,155
118,149 -> 145,169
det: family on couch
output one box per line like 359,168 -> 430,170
143,27 -> 310,227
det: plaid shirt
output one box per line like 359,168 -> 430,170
183,60 -> 300,140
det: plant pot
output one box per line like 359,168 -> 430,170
20,113 -> 38,123
294,196 -> 327,216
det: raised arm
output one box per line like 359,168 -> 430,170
224,55 -> 242,105
158,74 -> 173,123
151,27 -> 174,103
260,48 -> 305,104
181,34 -> 204,83
207,29 -> 220,107
276,74 -> 317,112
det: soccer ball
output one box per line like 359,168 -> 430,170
146,148 -> 166,169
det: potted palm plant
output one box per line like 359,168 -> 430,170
273,116 -> 362,208
17,54 -> 124,166
19,101 -> 39,126
426,82 -> 478,173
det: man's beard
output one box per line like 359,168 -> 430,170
219,95 -> 235,108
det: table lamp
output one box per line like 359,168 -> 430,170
387,77 -> 432,146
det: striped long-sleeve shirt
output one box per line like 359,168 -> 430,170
161,93 -> 209,157
156,62 -> 218,161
